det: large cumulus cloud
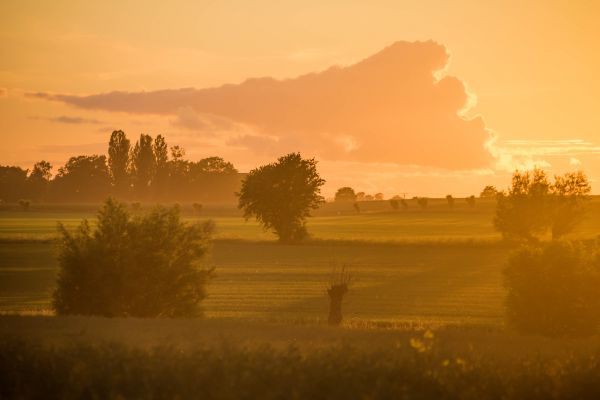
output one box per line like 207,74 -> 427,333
29,41 -> 492,169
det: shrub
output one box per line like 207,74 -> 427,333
18,199 -> 30,211
192,202 -> 203,215
494,170 -> 591,242
334,187 -> 357,202
466,195 -> 476,208
503,240 -> 600,336
53,198 -> 214,317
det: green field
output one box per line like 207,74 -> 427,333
1,198 -> 599,322
2,200 -> 600,398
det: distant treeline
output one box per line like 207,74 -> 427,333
0,131 -> 244,204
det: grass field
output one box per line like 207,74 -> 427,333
2,199 -> 600,397
1,198 -> 599,321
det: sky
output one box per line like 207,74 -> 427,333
1,0 -> 599,197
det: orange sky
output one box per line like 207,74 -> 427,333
1,0 -> 599,197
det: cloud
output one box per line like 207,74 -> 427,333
29,115 -> 103,124
29,41 -> 493,169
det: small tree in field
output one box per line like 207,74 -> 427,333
480,185 -> 499,198
445,195 -> 454,208
334,187 -> 357,202
504,240 -> 600,336
465,195 -> 476,208
53,198 -> 214,317
327,265 -> 351,326
237,153 -> 325,243
18,199 -> 30,211
494,169 -> 591,241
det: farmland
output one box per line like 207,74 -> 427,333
2,198 -> 600,398
1,198 -> 600,321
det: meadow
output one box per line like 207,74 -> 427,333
2,198 -> 600,398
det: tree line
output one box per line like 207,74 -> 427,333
0,131 -> 243,204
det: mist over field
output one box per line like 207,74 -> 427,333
2,1 -> 600,398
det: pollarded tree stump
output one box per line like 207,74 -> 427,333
327,283 -> 348,326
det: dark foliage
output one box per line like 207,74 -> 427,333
504,240 -> 600,336
237,153 -> 325,243
53,198 -> 214,317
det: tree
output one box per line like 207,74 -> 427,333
0,166 -> 28,203
28,161 -> 52,201
51,155 -> 110,202
549,171 -> 591,239
445,194 -> 454,208
237,153 -> 325,243
130,134 -> 155,197
153,134 -> 169,196
52,198 -> 214,317
374,193 -> 384,201
466,195 -> 476,208
356,192 -> 366,201
417,197 -> 428,209
334,187 -> 357,202
108,130 -> 131,195
494,169 -> 590,241
504,240 -> 600,336
480,185 -> 498,198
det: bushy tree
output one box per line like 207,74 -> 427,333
374,193 -> 384,201
28,161 -> 52,201
549,171 -> 591,239
334,187 -> 357,202
494,169 -> 590,241
51,155 -> 111,202
53,198 -> 214,317
480,185 -> 499,198
504,240 -> 600,336
466,195 -> 476,208
237,153 -> 325,243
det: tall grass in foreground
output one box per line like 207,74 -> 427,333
2,336 -> 600,399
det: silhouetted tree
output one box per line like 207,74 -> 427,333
18,199 -> 30,211
237,153 -> 325,243
153,134 -> 169,197
327,265 -> 351,326
108,130 -> 131,196
494,169 -> 590,241
356,192 -> 366,201
446,194 -> 454,208
466,195 -> 476,208
374,193 -> 384,201
0,166 -> 28,203
504,240 -> 600,336
480,185 -> 499,198
53,198 -> 214,317
28,161 -> 52,201
335,187 -> 357,202
51,155 -> 110,202
130,134 -> 155,197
